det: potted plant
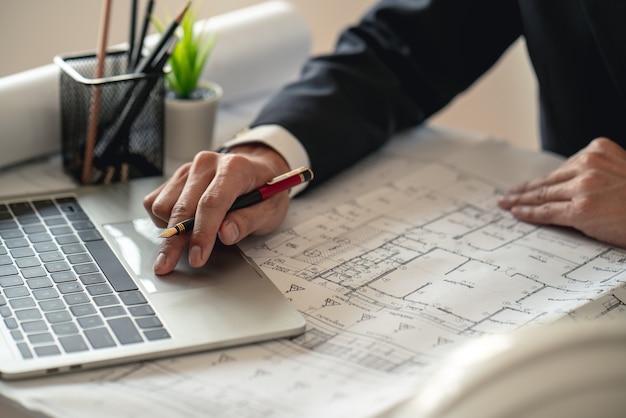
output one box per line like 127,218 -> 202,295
154,4 -> 222,161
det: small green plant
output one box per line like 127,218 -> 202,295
154,5 -> 217,99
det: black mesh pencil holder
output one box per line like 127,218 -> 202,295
54,50 -> 164,184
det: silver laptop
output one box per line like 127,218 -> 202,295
0,176 -> 306,380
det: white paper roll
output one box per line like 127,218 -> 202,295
198,0 -> 311,102
0,64 -> 60,168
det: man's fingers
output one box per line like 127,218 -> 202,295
498,180 -> 575,209
148,163 -> 193,223
154,235 -> 190,275
508,201 -> 574,227
216,192 -> 291,246
505,164 -> 579,195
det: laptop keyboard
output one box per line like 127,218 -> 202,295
0,196 -> 170,359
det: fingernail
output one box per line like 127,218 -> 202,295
511,206 -> 529,216
189,245 -> 203,267
218,221 -> 240,245
154,252 -> 167,274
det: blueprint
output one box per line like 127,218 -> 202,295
2,128 -> 626,418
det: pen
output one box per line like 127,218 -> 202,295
136,1 -> 190,74
159,166 -> 314,238
129,0 -> 154,71
127,0 -> 138,71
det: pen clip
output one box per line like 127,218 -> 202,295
266,166 -> 310,185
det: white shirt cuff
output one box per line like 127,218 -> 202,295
221,124 -> 311,196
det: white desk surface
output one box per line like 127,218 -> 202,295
1,122 -> 626,418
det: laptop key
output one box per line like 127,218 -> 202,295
34,345 -> 61,357
0,306 -> 12,318
4,317 -> 18,329
28,332 -> 54,345
144,328 -> 170,341
11,248 -> 35,258
84,327 -> 116,349
0,265 -> 18,277
39,299 -> 65,312
32,199 -> 61,217
26,277 -> 53,289
52,322 -> 79,336
32,288 -> 59,301
4,286 -> 29,298
17,342 -> 33,359
59,334 -> 89,353
15,308 -> 42,322
77,315 -> 104,329
0,275 -> 24,287
128,305 -> 155,317
45,310 -> 72,324
78,230 -> 103,242
108,317 -> 142,344
136,317 -> 163,329
21,320 -> 48,333
69,304 -> 97,317
20,266 -> 47,279
93,294 -> 119,307
84,240 -> 137,292
15,257 -> 40,268
9,297 -> 36,309
119,290 -> 147,306
8,202 -> 34,216
63,293 -> 89,305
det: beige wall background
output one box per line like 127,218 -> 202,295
0,0 -> 539,151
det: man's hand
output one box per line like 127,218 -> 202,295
144,143 -> 291,275
498,137 -> 626,248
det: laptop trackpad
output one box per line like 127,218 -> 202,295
101,219 -> 262,294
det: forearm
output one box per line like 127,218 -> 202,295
249,0 -> 523,184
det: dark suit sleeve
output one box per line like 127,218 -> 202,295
251,0 -> 523,186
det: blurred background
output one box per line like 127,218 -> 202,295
0,0 -> 539,151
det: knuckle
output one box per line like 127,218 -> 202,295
576,151 -> 604,169
192,150 -> 219,166
150,199 -> 170,219
589,137 -> 614,151
576,173 -> 595,190
575,169 -> 604,190
142,194 -> 154,211
573,196 -> 596,215
169,204 -> 192,220
536,186 -> 549,203
197,188 -> 221,209
223,153 -> 254,177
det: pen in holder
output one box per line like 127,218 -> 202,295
55,50 -> 165,184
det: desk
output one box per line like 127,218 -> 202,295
1,125 -> 626,418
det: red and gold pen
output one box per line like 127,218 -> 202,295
159,166 -> 314,238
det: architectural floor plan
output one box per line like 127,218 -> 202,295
2,128 -> 625,418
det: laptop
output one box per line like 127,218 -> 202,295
0,176 -> 306,380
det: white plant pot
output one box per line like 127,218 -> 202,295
164,81 -> 223,162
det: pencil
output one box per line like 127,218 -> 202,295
82,0 -> 113,184
159,167 -> 314,238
